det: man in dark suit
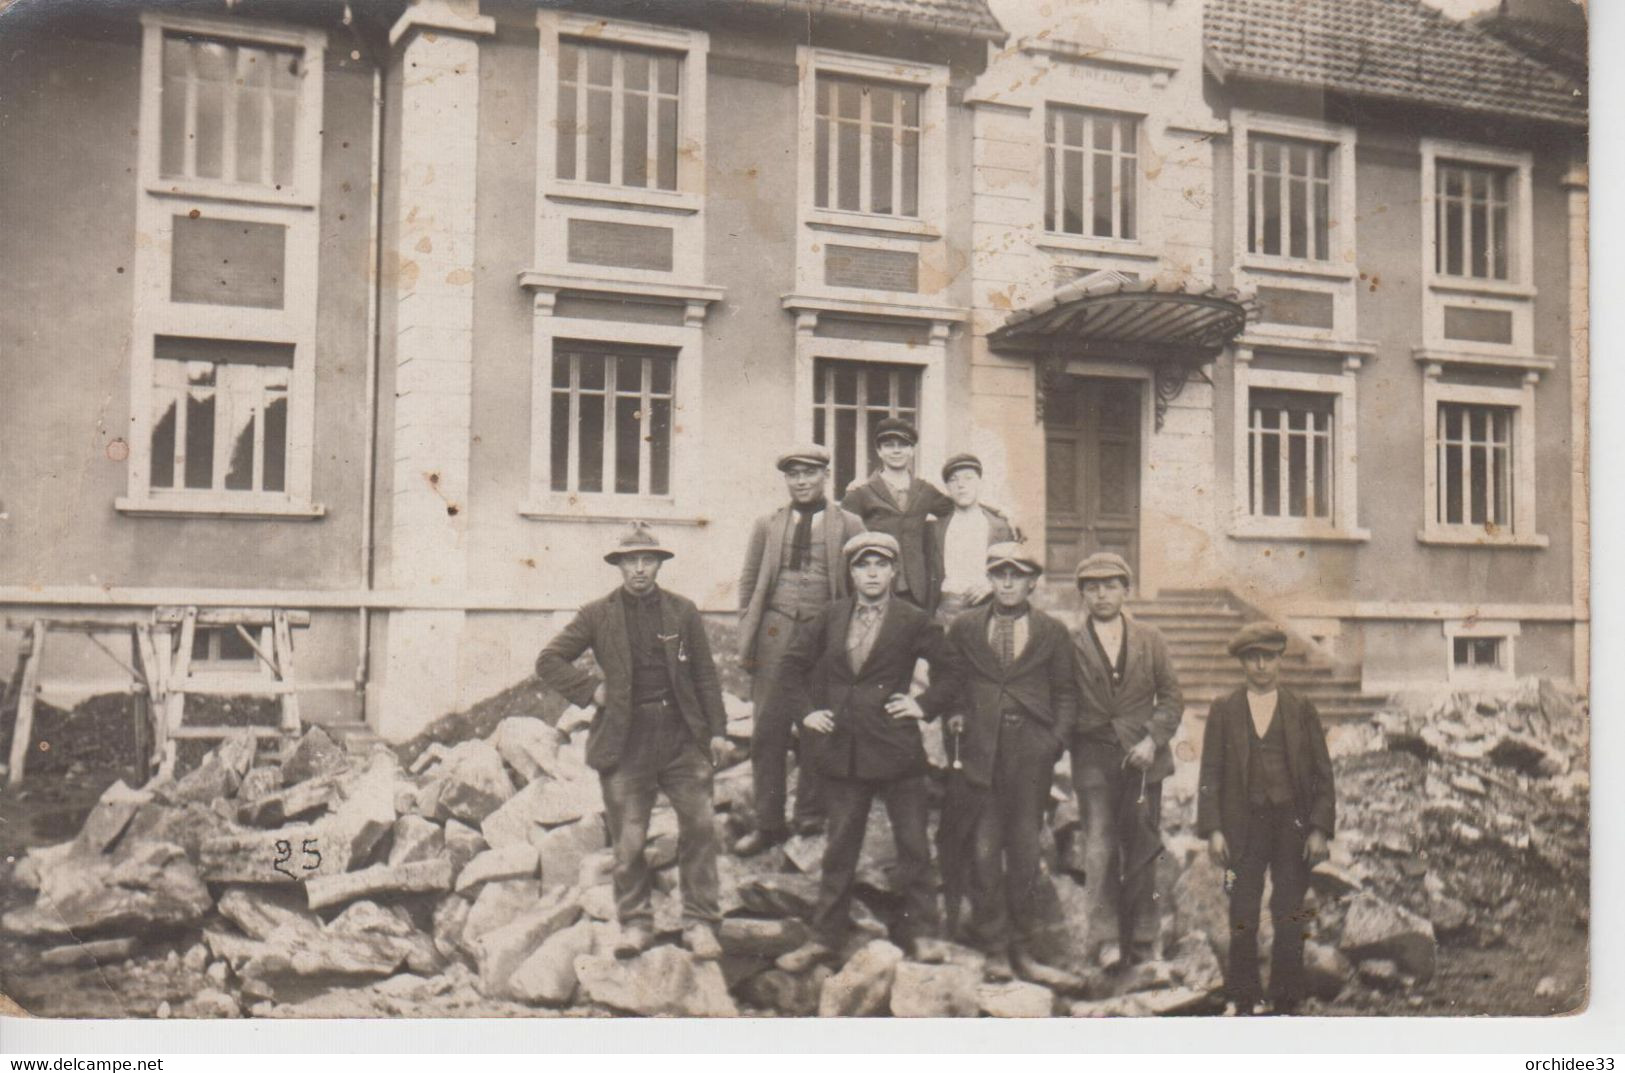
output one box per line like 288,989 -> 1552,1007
1197,622 -> 1335,1015
1069,552 -> 1183,969
771,532 -> 963,970
934,453 -> 1021,623
733,443 -> 866,856
840,417 -> 955,613
940,542 -> 1079,984
534,524 -> 729,961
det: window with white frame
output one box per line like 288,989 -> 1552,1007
1248,389 -> 1334,520
812,358 -> 921,494
1247,135 -> 1332,262
1045,107 -> 1138,241
549,342 -> 675,497
158,32 -> 304,192
1433,160 -> 1511,281
1435,401 -> 1515,529
1452,634 -> 1505,673
814,75 -> 921,218
1443,618 -> 1518,682
555,39 -> 681,192
149,337 -> 292,495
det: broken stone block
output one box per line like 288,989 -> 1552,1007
889,960 -> 981,1017
7,841 -> 212,937
1340,893 -> 1436,982
474,886 -> 583,999
738,967 -> 829,1016
443,819 -> 486,879
432,894 -> 472,963
237,778 -> 338,829
718,917 -> 809,959
320,756 -> 399,869
387,815 -> 445,866
162,731 -> 259,804
74,780 -> 151,854
738,873 -> 821,919
40,936 -> 139,967
489,717 -> 566,784
1303,941 -> 1351,1001
535,816 -> 607,888
281,726 -> 348,785
1166,932 -> 1223,995
304,859 -> 453,911
238,766 -> 285,802
507,917 -> 597,1006
455,845 -> 540,894
1171,854 -> 1241,959
978,979 -> 1056,1018
1489,734 -> 1567,777
1309,860 -> 1365,899
464,879 -> 542,950
1069,988 -> 1216,1017
574,945 -> 738,1017
580,884 -> 616,922
1357,957 -> 1403,992
186,989 -> 242,1019
577,849 -> 614,889
483,777 -> 602,849
818,939 -> 904,1017
205,925 -> 414,981
200,823 -> 327,883
218,885 -> 321,940
436,740 -> 516,826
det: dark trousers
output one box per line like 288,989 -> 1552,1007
1073,743 -> 1163,963
1226,803 -> 1313,1007
749,611 -> 826,833
599,701 -> 721,928
966,713 -> 1061,952
813,773 -> 940,948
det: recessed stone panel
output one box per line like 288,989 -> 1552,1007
824,245 -> 919,293
567,219 -> 674,272
1256,286 -> 1335,330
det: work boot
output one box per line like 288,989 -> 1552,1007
1012,944 -> 1088,994
905,936 -> 950,964
683,923 -> 722,960
775,940 -> 835,974
792,816 -> 826,837
613,922 -> 654,959
731,829 -> 787,858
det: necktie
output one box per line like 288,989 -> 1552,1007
788,498 -> 826,570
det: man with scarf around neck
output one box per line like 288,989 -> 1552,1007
939,543 -> 1084,989
840,417 -> 955,613
733,443 -> 866,857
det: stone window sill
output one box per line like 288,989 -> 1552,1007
1230,522 -> 1371,544
1416,528 -> 1549,549
115,495 -> 325,520
520,498 -> 708,527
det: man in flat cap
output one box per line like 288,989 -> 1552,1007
534,524 -> 729,960
771,531 -> 964,969
939,542 -> 1082,986
840,417 -> 955,613
1069,551 -> 1183,970
1197,622 -> 1335,1015
934,453 -> 1021,623
733,443 -> 866,856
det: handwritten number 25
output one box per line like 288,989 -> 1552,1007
272,838 -> 323,878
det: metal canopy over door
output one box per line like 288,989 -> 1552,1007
1043,375 -> 1142,579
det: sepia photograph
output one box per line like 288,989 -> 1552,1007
0,0 -> 1593,1029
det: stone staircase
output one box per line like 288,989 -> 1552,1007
1038,585 -> 1390,724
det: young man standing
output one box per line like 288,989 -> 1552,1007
840,417 -> 954,613
771,532 -> 963,970
733,444 -> 866,855
1069,552 -> 1183,970
534,524 -> 729,961
1197,622 -> 1335,1015
941,543 -> 1080,985
934,453 -> 1020,623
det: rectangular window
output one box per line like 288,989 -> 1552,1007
190,625 -> 260,669
814,75 -> 921,218
556,39 -> 681,192
159,31 -> 302,191
550,343 -> 675,497
1045,107 -> 1137,240
148,337 -> 292,496
1435,161 -> 1510,281
1452,635 -> 1505,672
1248,389 -> 1334,520
1248,135 -> 1332,261
812,358 -> 921,493
1436,402 -> 1514,528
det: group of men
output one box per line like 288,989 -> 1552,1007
535,417 -> 1337,1015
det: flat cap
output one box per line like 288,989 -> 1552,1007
941,452 -> 983,481
986,541 -> 1042,576
1228,621 -> 1288,658
873,416 -> 918,445
1075,551 -> 1133,586
842,531 -> 900,564
604,522 -> 676,564
777,442 -> 831,472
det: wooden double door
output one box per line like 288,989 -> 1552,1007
1044,375 -> 1143,579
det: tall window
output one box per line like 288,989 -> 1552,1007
1248,389 -> 1334,520
556,40 -> 681,192
1436,402 -> 1514,528
1248,135 -> 1332,261
814,75 -> 921,217
812,359 -> 920,493
1435,161 -> 1510,280
1045,107 -> 1138,240
149,337 -> 292,495
550,344 -> 675,497
159,32 -> 303,191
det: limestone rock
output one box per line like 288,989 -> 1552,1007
164,731 -> 258,804
738,873 -> 821,919
436,740 -> 516,826
74,780 -> 150,854
738,967 -> 830,1016
1303,941 -> 1351,1001
456,844 -> 540,894
186,989 -> 241,1019
580,884 -> 616,922
304,858 -> 452,911
818,939 -> 904,1017
1070,988 -> 1215,1017
889,960 -> 982,1017
199,823 -> 328,884
281,726 -> 348,784
507,918 -> 597,1006
237,778 -> 337,829
432,894 -> 473,963
217,886 -> 321,940
718,916 -> 809,958
574,945 -> 738,1017
463,879 -> 542,950
1357,958 -> 1403,992
443,819 -> 486,878
489,717 -> 566,784
1339,893 -> 1436,982
238,766 -> 285,802
1428,894 -> 1473,940
1488,733 -> 1567,777
6,841 -> 211,937
1309,860 -> 1365,899
205,925 -> 413,981
40,936 -> 139,967
577,849 -> 614,889
387,815 -> 445,866
320,756 -> 399,869
535,816 -> 607,888
978,979 -> 1056,1018
1166,932 -> 1223,994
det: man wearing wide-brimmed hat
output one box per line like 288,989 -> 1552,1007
733,443 -> 866,857
1068,551 -> 1183,971
840,417 -> 955,613
534,523 -> 729,961
1197,621 -> 1335,1015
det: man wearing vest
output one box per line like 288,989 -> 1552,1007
840,417 -> 955,613
941,542 -> 1082,986
1069,551 -> 1184,970
934,453 -> 1020,623
733,443 -> 866,857
1197,622 -> 1336,1015
534,524 -> 729,961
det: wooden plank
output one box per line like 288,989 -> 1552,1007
167,726 -> 287,741
174,677 -> 299,697
152,607 -> 311,627
130,627 -> 152,786
6,617 -> 155,633
273,610 -> 302,744
161,609 -> 198,781
6,622 -> 45,787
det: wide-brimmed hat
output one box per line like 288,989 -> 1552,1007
942,453 -> 983,481
604,522 -> 676,564
873,417 -> 918,446
777,442 -> 832,472
985,541 -> 1042,576
1228,621 -> 1289,658
842,531 -> 900,565
1075,551 -> 1133,587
